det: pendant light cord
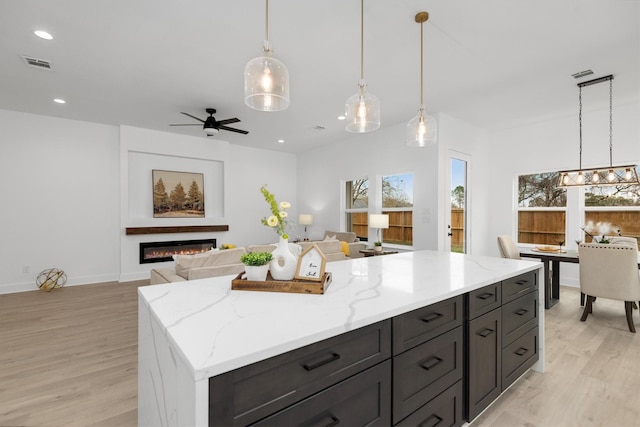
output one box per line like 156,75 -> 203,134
609,78 -> 613,168
578,85 -> 583,170
264,0 -> 270,52
360,0 -> 364,81
420,19 -> 424,108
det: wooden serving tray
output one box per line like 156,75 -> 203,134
231,272 -> 332,294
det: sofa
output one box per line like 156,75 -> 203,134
321,230 -> 366,258
150,247 -> 246,284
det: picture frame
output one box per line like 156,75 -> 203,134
295,244 -> 326,281
152,169 -> 205,218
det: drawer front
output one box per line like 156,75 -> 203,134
502,290 -> 538,347
393,295 -> 463,355
467,283 -> 501,319
396,380 -> 464,427
249,360 -> 391,427
393,326 -> 463,424
502,271 -> 537,304
502,326 -> 538,390
209,320 -> 391,426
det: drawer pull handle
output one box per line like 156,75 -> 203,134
419,414 -> 443,427
421,312 -> 443,323
515,280 -> 528,285
420,356 -> 443,371
325,415 -> 340,427
477,292 -> 494,300
515,308 -> 528,316
515,347 -> 529,356
302,352 -> 341,371
478,328 -> 494,337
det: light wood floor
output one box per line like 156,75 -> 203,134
1,283 -> 638,427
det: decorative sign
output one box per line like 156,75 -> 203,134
295,244 -> 326,282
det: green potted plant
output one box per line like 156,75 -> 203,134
374,241 -> 383,252
240,252 -> 273,281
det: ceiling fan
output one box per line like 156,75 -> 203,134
170,108 -> 249,136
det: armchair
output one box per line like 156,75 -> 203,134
578,243 -> 640,332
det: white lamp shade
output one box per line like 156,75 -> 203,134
244,54 -> 290,112
345,84 -> 380,133
369,214 -> 389,229
406,110 -> 437,147
299,214 -> 313,225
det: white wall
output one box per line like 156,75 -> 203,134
486,102 -> 640,285
296,114 -> 490,253
0,110 -> 297,293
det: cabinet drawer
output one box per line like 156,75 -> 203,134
393,295 -> 463,355
502,326 -> 538,390
209,320 -> 391,426
249,360 -> 391,427
502,271 -> 537,304
395,380 -> 464,427
393,326 -> 463,424
467,283 -> 501,319
502,290 -> 538,347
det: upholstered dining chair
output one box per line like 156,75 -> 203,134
497,235 -> 521,259
578,243 -> 640,332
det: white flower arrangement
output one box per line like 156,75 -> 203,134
260,185 -> 291,239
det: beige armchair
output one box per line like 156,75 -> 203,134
578,243 -> 640,332
497,235 -> 521,259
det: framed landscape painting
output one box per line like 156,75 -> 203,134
152,170 -> 205,218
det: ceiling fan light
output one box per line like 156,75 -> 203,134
204,127 -> 219,136
244,54 -> 289,112
406,109 -> 436,147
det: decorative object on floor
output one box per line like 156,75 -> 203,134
295,244 -> 326,281
260,185 -> 298,280
406,11 -> 437,147
558,75 -> 639,187
370,213 -> 389,249
344,0 -> 380,133
244,0 -> 289,111
169,108 -> 248,136
36,268 -> 67,292
152,170 -> 205,218
298,214 -> 313,241
241,252 -> 273,282
231,271 -> 332,294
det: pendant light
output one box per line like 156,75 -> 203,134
244,0 -> 290,112
406,11 -> 437,147
345,0 -> 380,133
558,75 -> 639,187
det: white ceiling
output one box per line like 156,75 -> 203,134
1,0 -> 638,154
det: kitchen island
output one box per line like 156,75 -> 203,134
139,250 -> 544,426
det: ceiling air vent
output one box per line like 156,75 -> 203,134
571,69 -> 594,79
313,125 -> 326,131
21,55 -> 52,70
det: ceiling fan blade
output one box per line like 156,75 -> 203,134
216,118 -> 240,126
180,112 -> 205,123
170,123 -> 202,126
219,125 -> 249,135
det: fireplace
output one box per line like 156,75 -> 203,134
139,239 -> 216,264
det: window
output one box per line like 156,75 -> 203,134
382,173 -> 413,246
583,179 -> 640,244
517,172 -> 567,245
345,178 -> 368,240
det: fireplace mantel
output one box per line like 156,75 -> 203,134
125,225 -> 229,235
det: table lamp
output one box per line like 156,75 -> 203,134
299,214 -> 313,241
369,214 -> 389,248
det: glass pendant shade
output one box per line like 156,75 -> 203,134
244,51 -> 290,112
345,82 -> 380,133
406,108 -> 437,147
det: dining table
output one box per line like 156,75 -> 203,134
519,246 -> 640,309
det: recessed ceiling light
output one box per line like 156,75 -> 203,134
337,115 -> 346,121
277,139 -> 285,144
34,30 -> 53,40
53,98 -> 66,104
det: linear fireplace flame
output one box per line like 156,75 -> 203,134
139,239 -> 216,264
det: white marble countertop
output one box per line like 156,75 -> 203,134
138,250 -> 541,382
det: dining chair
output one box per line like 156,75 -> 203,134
497,235 -> 521,259
578,243 -> 640,332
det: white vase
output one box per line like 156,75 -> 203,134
244,264 -> 269,281
374,246 -> 383,253
269,236 -> 298,280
